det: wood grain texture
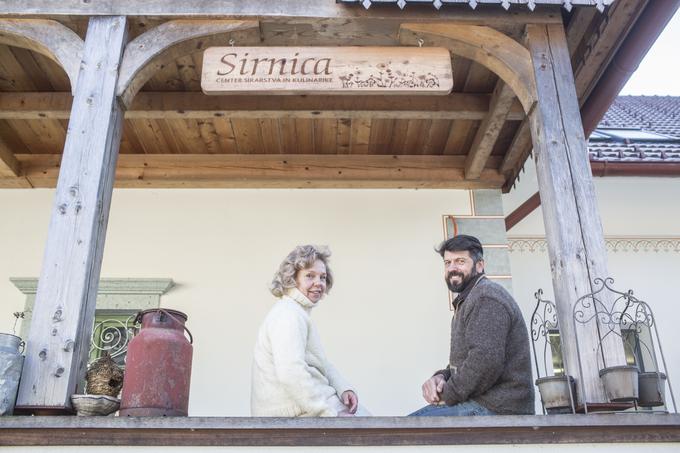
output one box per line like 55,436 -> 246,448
15,16 -> 128,412
400,23 -> 537,113
16,153 -> 505,189
465,81 -> 515,179
0,414 -> 679,446
0,92 -> 524,120
202,46 -> 453,95
0,19 -> 84,93
526,23 -> 627,406
0,134 -> 21,176
117,19 -> 260,107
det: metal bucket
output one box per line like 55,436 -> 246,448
0,333 -> 24,415
536,375 -> 576,413
638,371 -> 666,407
599,365 -> 639,402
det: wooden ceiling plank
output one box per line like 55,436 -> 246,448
232,118 -> 265,154
565,6 -> 598,60
30,50 -> 72,92
422,119 -> 451,155
0,92 -> 526,121
129,118 -> 172,154
349,118 -> 371,155
120,120 -> 145,154
9,46 -> 55,91
294,118 -> 314,155
212,118 -> 238,154
6,118 -> 63,154
451,56 -> 473,93
0,19 -> 84,93
572,0 -> 646,102
464,81 -> 516,179
387,119 -> 410,155
314,119 -> 338,155
259,118 -> 283,154
16,153 -> 506,189
278,118 -> 297,154
162,118 -> 208,154
0,45 -> 38,91
336,118 -> 351,155
402,119 -> 432,154
175,53 -> 201,92
442,120 -> 467,155
368,119 -> 395,155
196,120 -> 223,154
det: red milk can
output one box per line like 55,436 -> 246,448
119,309 -> 193,416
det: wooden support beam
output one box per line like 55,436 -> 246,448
464,81 -> 515,179
0,92 -> 526,121
15,16 -> 128,413
117,20 -> 260,108
0,134 -> 21,177
0,19 -> 84,94
14,153 -> 505,189
499,119 -> 533,191
526,23 -> 627,406
0,1 -> 563,25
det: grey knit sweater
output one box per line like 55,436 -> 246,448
435,275 -> 535,415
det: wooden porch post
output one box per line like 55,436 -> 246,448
16,16 -> 127,413
525,23 -> 627,405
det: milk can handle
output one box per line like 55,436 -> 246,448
133,309 -> 194,344
160,309 -> 194,345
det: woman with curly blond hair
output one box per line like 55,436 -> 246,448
251,245 -> 365,417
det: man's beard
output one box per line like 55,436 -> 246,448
446,267 -> 479,293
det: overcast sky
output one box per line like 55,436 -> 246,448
620,7 -> 680,96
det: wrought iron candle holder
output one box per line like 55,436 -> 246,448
572,277 -> 677,414
530,289 -> 576,414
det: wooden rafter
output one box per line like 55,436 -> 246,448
399,23 -> 537,113
499,119 -> 532,188
15,153 -> 505,189
117,20 -> 260,108
0,134 -> 21,176
464,81 -> 515,179
0,92 -> 526,121
572,0 -> 646,102
0,19 -> 83,94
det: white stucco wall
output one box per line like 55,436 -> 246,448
0,188 -> 473,416
504,156 -> 680,406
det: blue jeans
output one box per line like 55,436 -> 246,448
409,400 -> 495,416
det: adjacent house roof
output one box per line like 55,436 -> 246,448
589,96 -> 680,164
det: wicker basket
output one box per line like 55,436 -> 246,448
85,352 -> 124,397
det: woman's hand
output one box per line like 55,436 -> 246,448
341,390 -> 358,414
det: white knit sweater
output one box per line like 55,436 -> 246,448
250,288 -> 353,417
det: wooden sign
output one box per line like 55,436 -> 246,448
201,47 -> 453,95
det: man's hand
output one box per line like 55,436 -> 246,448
422,374 -> 446,404
341,390 -> 358,414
